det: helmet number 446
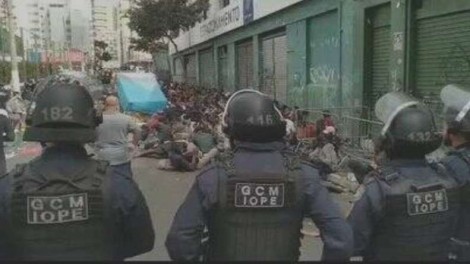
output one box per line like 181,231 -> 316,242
246,114 -> 274,125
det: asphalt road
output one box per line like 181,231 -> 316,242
7,145 -> 351,261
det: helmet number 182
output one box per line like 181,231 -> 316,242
41,107 -> 74,121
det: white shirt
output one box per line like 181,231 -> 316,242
285,119 -> 296,136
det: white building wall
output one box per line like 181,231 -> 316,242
170,0 -> 303,55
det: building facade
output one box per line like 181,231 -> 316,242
169,0 -> 470,135
92,0 -> 119,64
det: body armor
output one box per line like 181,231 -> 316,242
8,159 -> 113,260
446,149 -> 470,261
365,166 -> 460,261
206,151 -> 303,261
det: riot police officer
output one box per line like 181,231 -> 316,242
347,91 -> 461,261
0,83 -> 155,260
165,89 -> 353,261
439,84 -> 470,261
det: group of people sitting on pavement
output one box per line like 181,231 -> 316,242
133,81 -> 344,176
136,82 -> 230,172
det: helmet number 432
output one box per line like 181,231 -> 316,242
41,107 -> 74,121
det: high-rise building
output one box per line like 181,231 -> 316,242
70,9 -> 91,52
118,0 -> 130,64
92,0 -> 119,63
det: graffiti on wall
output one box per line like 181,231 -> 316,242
310,37 -> 340,49
289,72 -> 305,108
440,43 -> 470,85
307,65 -> 340,108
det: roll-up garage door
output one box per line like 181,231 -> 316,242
218,46 -> 229,91
414,9 -> 470,117
237,40 -> 253,90
261,33 -> 288,104
364,3 -> 391,110
199,48 -> 215,88
185,53 -> 197,85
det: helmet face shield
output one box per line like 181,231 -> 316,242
375,91 -> 419,136
441,85 -> 470,131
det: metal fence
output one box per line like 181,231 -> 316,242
294,107 -> 383,156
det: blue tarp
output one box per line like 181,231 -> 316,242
117,72 -> 168,114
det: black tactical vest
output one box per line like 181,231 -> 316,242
7,159 -> 114,260
365,166 -> 461,261
448,150 -> 470,261
206,151 -> 303,261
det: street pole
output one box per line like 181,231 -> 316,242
33,34 -> 39,79
1,1 -> 6,84
20,27 -> 26,82
6,0 -> 20,92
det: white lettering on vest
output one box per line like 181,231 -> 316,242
255,186 -> 264,196
50,198 -> 63,210
241,186 -> 251,196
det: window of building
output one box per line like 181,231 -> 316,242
220,0 -> 230,8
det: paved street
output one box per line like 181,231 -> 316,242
6,145 -> 350,261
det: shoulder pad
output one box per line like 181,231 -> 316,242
362,170 -> 381,186
95,160 -> 110,174
12,163 -> 28,179
0,171 -> 8,179
377,167 -> 400,183
197,164 -> 218,177
214,151 -> 234,162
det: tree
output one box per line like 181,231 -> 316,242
128,0 -> 210,53
94,40 -> 112,70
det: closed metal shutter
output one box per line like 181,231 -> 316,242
261,37 -> 274,97
414,10 -> 470,116
185,53 -> 197,85
237,40 -> 254,89
218,46 -> 229,91
364,3 -> 391,110
261,34 -> 288,104
173,57 -> 184,83
199,48 -> 215,88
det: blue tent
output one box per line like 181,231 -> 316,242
117,72 -> 168,114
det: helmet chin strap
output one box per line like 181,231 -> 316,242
221,89 -> 285,128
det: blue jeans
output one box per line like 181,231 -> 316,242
110,162 -> 133,179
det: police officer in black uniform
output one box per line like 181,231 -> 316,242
348,91 -> 461,261
0,83 -> 155,260
439,84 -> 470,261
165,89 -> 353,261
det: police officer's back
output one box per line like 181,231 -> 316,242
439,85 -> 470,260
348,92 -> 460,261
0,83 -> 155,260
165,90 -> 353,261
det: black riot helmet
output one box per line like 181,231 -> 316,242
24,83 -> 102,143
222,89 -> 286,143
375,92 -> 441,158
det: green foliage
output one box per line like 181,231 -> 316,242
94,40 -> 112,69
128,0 -> 210,53
102,52 -> 112,62
0,27 -> 25,54
0,61 -> 51,84
94,40 -> 108,50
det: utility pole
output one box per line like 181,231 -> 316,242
33,33 -> 39,79
20,27 -> 26,82
6,0 -> 20,92
1,0 -> 6,84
